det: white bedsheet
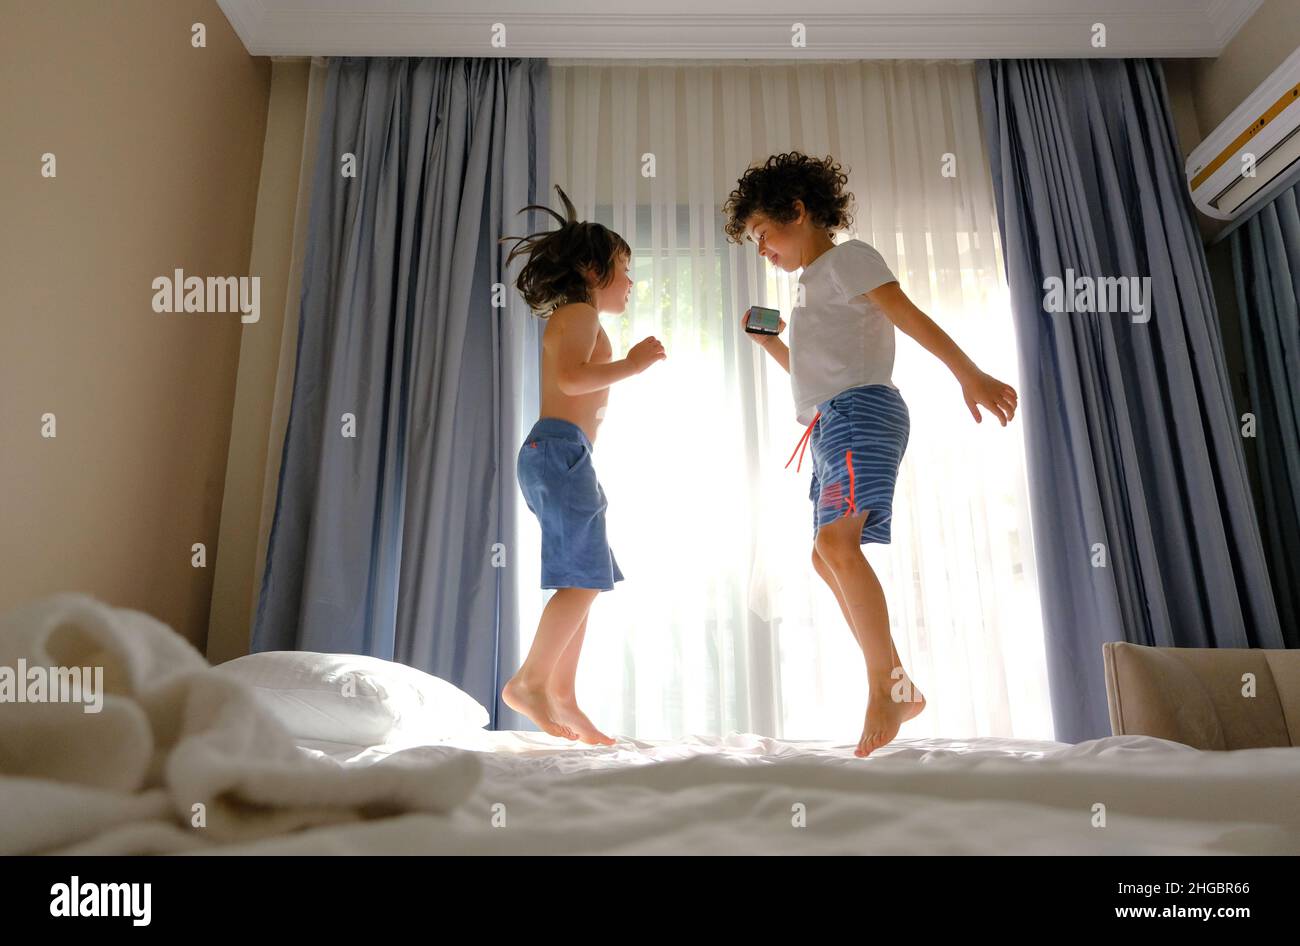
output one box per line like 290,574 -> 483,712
195,729 -> 1300,855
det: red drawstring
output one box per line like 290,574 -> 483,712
785,410 -> 821,473
787,413 -> 858,519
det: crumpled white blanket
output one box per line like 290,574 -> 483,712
0,593 -> 481,854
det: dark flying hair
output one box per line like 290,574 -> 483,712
721,151 -> 853,244
499,185 -> 631,316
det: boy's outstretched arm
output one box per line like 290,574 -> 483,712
863,282 -> 1018,426
552,303 -> 665,395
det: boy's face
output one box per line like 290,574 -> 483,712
743,203 -> 808,273
587,252 -> 633,315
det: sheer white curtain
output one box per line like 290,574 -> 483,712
523,60 -> 1053,742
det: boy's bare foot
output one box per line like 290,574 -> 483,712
502,676 -> 578,741
551,697 -> 616,746
855,674 -> 926,758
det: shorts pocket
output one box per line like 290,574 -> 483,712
825,388 -> 861,421
548,439 -> 588,474
824,393 -> 859,432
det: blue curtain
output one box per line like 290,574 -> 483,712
1228,179 -> 1300,640
253,57 -> 549,730
977,59 -> 1285,743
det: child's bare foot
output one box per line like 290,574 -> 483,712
502,676 -> 578,740
551,696 -> 616,746
855,674 -> 926,758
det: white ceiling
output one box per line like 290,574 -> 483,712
217,0 -> 1265,59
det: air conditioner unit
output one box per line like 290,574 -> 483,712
1187,45 -> 1300,222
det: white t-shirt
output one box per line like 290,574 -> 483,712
789,238 -> 900,425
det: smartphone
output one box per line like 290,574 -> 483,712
744,305 -> 782,335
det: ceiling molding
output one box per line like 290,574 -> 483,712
216,1 -> 1268,59
1205,0 -> 1266,48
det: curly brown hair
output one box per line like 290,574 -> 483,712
721,152 -> 853,244
499,185 -> 631,316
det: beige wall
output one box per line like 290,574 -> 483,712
1162,60 -> 1203,161
1192,0 -> 1300,138
0,2 -> 271,649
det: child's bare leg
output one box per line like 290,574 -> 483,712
813,513 -> 926,757
502,587 -> 598,740
546,611 -> 615,746
547,611 -> 588,705
811,546 -> 903,674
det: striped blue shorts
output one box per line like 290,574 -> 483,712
808,384 -> 910,544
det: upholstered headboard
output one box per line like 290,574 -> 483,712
1102,639 -> 1300,748
1102,642 -> 1300,750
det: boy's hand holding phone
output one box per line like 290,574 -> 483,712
743,306 -> 791,373
743,306 -> 786,345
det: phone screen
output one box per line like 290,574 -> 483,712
745,306 -> 781,334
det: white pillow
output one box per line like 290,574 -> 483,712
215,651 -> 489,746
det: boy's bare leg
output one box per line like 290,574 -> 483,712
502,587 -> 599,740
546,612 -> 616,746
813,513 -> 926,758
811,545 -> 904,679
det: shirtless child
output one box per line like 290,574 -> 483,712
499,186 -> 666,745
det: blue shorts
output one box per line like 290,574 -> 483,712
517,418 -> 624,591
808,384 -> 910,544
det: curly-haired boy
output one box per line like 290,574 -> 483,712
724,153 -> 1018,757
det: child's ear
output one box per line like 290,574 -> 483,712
791,199 -> 807,225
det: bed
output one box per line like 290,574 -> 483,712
237,729 -> 1300,855
3,594 -> 1299,856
